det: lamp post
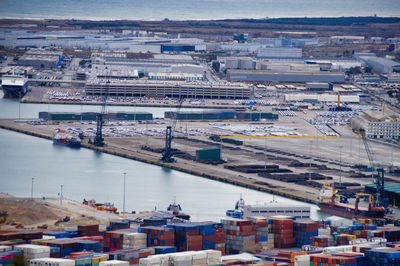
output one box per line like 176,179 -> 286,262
123,172 -> 126,217
339,145 -> 343,184
309,140 -> 313,180
60,185 -> 64,206
31,177 -> 34,200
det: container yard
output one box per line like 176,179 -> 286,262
1,203 -> 400,266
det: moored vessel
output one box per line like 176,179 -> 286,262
317,185 -> 386,219
53,129 -> 81,148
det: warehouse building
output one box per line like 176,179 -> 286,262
306,82 -> 333,91
18,49 -> 64,69
39,112 -> 153,121
227,70 -> 345,83
257,47 -> 302,58
359,56 -> 400,74
164,110 -> 278,121
284,94 -> 359,103
85,80 -> 250,99
365,183 -> 400,207
225,57 -> 256,70
367,121 -> 400,140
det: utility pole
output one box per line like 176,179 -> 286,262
339,145 -> 343,184
123,172 -> 126,217
309,140 -> 313,180
31,177 -> 34,200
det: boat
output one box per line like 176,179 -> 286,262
1,74 -> 28,98
53,129 -> 81,148
83,199 -> 117,213
317,184 -> 386,219
226,195 -> 311,220
167,200 -> 190,220
226,195 -> 245,218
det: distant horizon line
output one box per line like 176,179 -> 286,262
1,15 -> 400,22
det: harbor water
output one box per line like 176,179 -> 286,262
0,93 -> 326,221
0,0 -> 399,21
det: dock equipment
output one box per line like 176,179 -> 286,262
162,97 -> 184,163
93,81 -> 109,146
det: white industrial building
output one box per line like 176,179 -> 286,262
359,56 -> 400,74
220,43 -> 261,53
367,121 -> 400,140
257,47 -> 302,58
227,70 -> 345,83
225,57 -> 255,70
284,94 -> 359,103
256,62 -> 320,72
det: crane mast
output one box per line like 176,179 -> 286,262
162,97 -> 184,163
93,81 -> 109,147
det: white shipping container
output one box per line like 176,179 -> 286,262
0,245 -> 12,252
294,254 -> 310,266
99,260 -> 129,266
29,258 -> 75,266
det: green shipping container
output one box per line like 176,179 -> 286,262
196,148 -> 221,161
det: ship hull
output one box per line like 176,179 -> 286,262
318,203 -> 384,219
53,139 -> 81,148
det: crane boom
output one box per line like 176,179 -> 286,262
162,97 -> 184,163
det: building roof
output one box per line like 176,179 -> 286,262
365,183 -> 400,195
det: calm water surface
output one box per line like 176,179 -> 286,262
0,0 -> 399,20
0,93 -> 325,221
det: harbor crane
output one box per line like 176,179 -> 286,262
92,80 -> 109,146
359,128 -> 386,206
162,97 -> 184,163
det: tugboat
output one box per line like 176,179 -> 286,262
167,199 -> 190,220
226,195 -> 245,218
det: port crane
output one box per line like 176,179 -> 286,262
359,128 -> 386,207
162,97 -> 184,163
92,80 -> 110,146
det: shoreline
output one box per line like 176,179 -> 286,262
0,120 -> 317,206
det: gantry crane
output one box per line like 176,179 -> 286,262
93,80 -> 109,146
162,97 -> 184,163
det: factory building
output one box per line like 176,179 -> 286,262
227,70 -> 345,83
220,43 -> 261,53
164,110 -> 278,121
367,121 -> 400,140
18,49 -> 64,69
161,44 -> 195,53
306,82 -> 333,91
225,57 -> 256,70
85,80 -> 250,99
284,94 -> 359,103
256,62 -> 320,72
359,56 -> 400,74
257,47 -> 302,58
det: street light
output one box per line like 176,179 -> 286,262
309,140 -> 313,180
339,145 -> 343,184
60,185 -> 64,206
31,177 -> 34,200
123,172 -> 126,217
